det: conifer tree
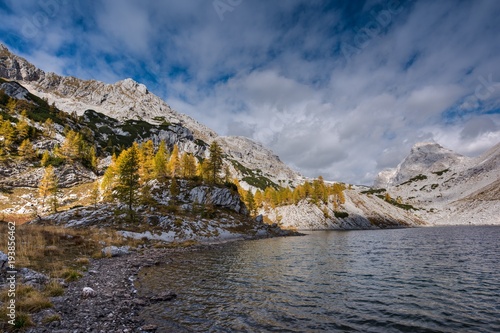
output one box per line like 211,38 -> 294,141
61,130 -> 82,161
153,140 -> 169,182
168,144 -> 181,178
18,139 -> 36,161
180,152 -> 197,179
39,165 -> 58,210
43,118 -> 55,138
254,190 -> 263,208
89,146 -> 98,172
101,154 -> 117,202
6,98 -> 17,114
114,144 -> 140,220
245,190 -> 256,215
41,150 -> 51,167
138,140 -> 155,181
0,120 -> 16,153
90,181 -> 100,209
207,141 -> 223,184
16,117 -> 30,141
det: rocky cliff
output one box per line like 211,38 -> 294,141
374,142 -> 500,225
0,44 -> 301,188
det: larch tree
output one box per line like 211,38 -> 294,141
207,141 -> 223,184
114,144 -> 140,220
180,152 -> 197,179
16,116 -> 30,141
0,119 -> 16,153
245,190 -> 256,216
18,139 -> 36,161
43,118 -> 55,138
153,140 -> 169,182
254,190 -> 264,208
138,140 -> 155,182
6,98 -> 17,114
168,144 -> 181,178
61,130 -> 82,161
101,153 -> 117,202
39,165 -> 58,210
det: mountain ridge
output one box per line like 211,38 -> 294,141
0,44 -> 302,188
374,142 -> 500,225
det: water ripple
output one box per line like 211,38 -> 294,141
137,226 -> 500,332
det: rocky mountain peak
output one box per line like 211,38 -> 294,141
375,141 -> 469,187
116,78 -> 149,95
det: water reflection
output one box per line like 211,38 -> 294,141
137,226 -> 500,332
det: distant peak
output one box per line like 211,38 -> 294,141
412,141 -> 441,149
0,43 -> 8,51
116,78 -> 148,94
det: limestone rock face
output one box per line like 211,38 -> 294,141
190,186 -> 248,215
375,142 -> 469,188
374,142 -> 500,225
0,44 -> 300,188
0,81 -> 30,100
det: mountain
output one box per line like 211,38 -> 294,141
374,142 -> 500,225
0,44 -> 301,189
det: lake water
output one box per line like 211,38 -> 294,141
137,226 -> 500,332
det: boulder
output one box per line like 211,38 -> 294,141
82,287 -> 97,298
19,268 -> 49,286
102,246 -> 130,257
190,186 -> 248,215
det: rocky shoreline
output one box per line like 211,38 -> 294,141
23,246 -> 182,333
15,232 -> 300,333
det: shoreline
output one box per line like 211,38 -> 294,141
22,235 -> 297,333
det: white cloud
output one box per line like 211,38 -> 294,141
1,0 -> 499,185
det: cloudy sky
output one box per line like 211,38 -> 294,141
1,0 -> 499,184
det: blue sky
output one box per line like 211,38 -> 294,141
1,0 -> 499,184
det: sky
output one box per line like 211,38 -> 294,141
1,0 -> 499,184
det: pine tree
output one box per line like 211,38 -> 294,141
18,139 -> 36,161
114,144 -> 140,220
207,141 -> 223,184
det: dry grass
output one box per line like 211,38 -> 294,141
43,280 -> 65,297
0,284 -> 53,313
0,222 -> 140,276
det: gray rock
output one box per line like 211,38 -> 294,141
0,250 -> 8,270
19,267 -> 49,286
190,186 -> 248,215
102,246 -> 130,257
